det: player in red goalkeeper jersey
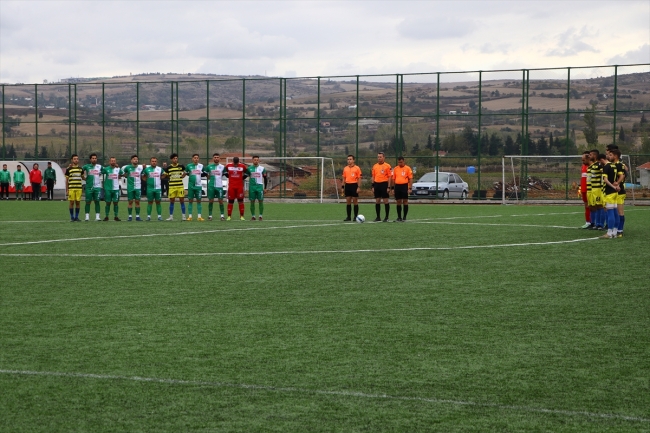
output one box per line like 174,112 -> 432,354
224,156 -> 248,221
580,151 -> 591,228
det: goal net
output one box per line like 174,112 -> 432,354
225,156 -> 339,202
500,154 -> 634,204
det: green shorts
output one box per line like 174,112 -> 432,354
127,189 -> 141,201
104,190 -> 120,203
208,187 -> 224,200
249,189 -> 264,201
15,183 -> 23,191
85,188 -> 100,201
147,189 -> 162,202
187,187 -> 202,200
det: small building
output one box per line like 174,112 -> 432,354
637,162 -> 650,187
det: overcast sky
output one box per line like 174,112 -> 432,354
1,0 -> 649,84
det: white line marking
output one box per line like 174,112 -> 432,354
413,221 -> 578,229
0,237 -> 598,257
0,369 -> 646,422
0,223 -> 342,247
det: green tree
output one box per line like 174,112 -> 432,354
504,135 -> 518,155
619,126 -> 626,142
463,126 -> 477,156
641,133 -> 650,155
582,103 -> 599,146
488,133 -> 503,156
536,136 -> 549,155
426,134 -> 433,151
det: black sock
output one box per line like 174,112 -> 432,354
404,205 -> 409,219
375,203 -> 380,218
397,205 -> 402,219
353,205 -> 359,218
384,204 -> 390,219
346,205 -> 351,218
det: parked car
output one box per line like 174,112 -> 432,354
410,171 -> 469,199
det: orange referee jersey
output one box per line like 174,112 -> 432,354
372,163 -> 392,183
343,165 -> 362,184
393,165 -> 413,185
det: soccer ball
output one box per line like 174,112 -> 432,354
355,214 -> 365,223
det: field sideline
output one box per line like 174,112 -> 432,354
0,202 -> 649,432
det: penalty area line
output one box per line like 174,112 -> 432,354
0,237 -> 599,257
0,369 -> 647,423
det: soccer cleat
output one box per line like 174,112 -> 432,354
580,222 -> 591,229
114,217 -> 121,221
74,218 -> 81,222
240,216 -> 245,221
258,216 -> 263,221
128,216 -> 132,221
85,217 -> 89,222
617,232 -> 623,238
599,233 -> 613,239
373,217 -> 381,222
251,216 -> 256,221
227,216 -> 231,221
197,217 -> 205,221
146,216 -> 151,221
383,218 -> 389,222
401,218 -> 407,222
158,216 -> 162,221
103,217 -> 109,221
135,217 -> 142,222
95,217 -> 101,222
181,214 -> 187,221
166,216 -> 174,221
187,216 -> 192,221
70,219 -> 75,222
343,217 -> 352,221
208,216 -> 213,221
220,216 -> 225,221
395,218 -> 402,222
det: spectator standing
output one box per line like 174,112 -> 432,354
0,164 -> 10,199
29,163 -> 43,201
44,162 -> 57,200
13,165 -> 26,200
161,162 -> 169,197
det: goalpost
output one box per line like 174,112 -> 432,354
501,154 -> 635,205
225,156 -> 339,203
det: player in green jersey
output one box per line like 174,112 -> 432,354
122,154 -> 144,221
142,157 -> 166,221
184,153 -> 205,221
246,155 -> 268,221
205,153 -> 226,221
82,153 -> 103,221
13,165 -> 26,200
101,157 -> 123,221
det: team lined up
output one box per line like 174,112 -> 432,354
64,153 -> 267,222
579,145 -> 627,238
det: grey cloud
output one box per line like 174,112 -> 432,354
397,17 -> 476,40
607,44 -> 650,65
546,26 -> 599,57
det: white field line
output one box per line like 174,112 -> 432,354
0,223 -> 342,247
0,369 -> 647,423
413,221 -> 578,229
0,237 -> 599,257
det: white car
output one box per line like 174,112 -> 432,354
411,171 -> 469,199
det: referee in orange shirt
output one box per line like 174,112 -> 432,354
371,152 -> 391,222
392,156 -> 413,222
342,154 -> 362,221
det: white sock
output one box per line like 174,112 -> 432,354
85,213 -> 89,218
95,213 -> 100,219
198,213 -> 202,218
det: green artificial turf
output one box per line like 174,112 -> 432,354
0,201 -> 648,432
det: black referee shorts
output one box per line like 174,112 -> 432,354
344,183 -> 359,198
394,184 -> 409,200
373,181 -> 389,199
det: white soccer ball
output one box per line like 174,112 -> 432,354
355,214 -> 365,223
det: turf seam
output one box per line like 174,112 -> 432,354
0,369 -> 647,423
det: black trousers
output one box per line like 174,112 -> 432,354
46,180 -> 55,200
0,183 -> 8,198
31,183 -> 41,200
